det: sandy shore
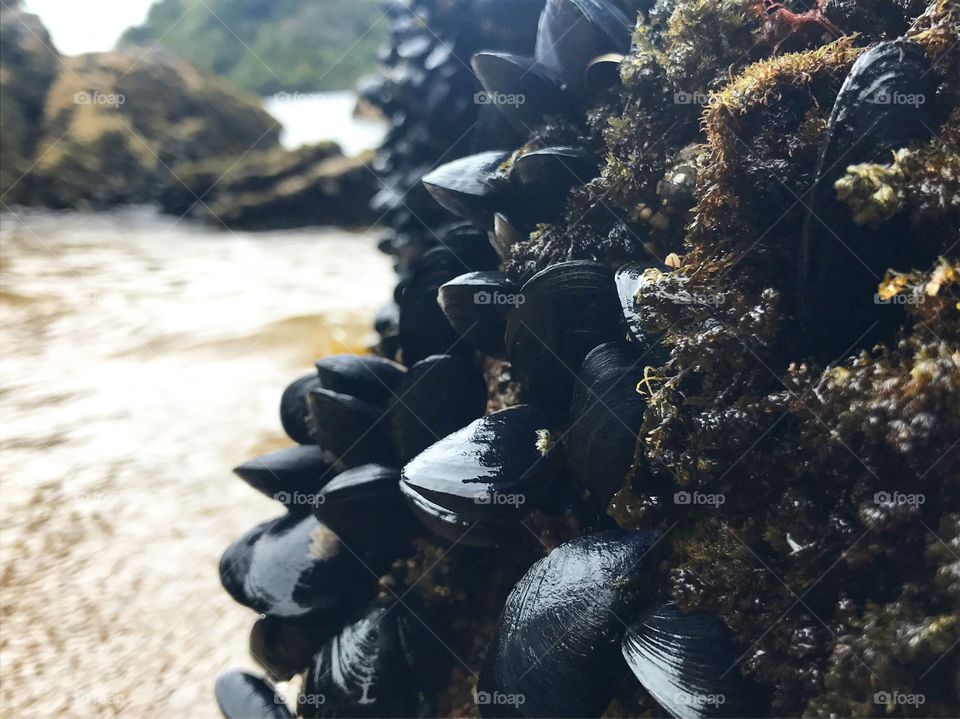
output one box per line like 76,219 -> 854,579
0,210 -> 392,717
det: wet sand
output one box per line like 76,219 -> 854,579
0,208 -> 393,717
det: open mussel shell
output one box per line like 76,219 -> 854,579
438,271 -> 519,357
505,261 -> 624,422
470,51 -> 566,134
567,342 -> 648,514
401,405 -> 557,523
398,247 -> 476,366
219,513 -> 379,620
313,464 -> 420,553
535,0 -> 631,100
798,39 -> 949,359
299,601 -> 450,719
478,530 -> 662,718
622,601 -> 769,719
315,354 -> 406,408
308,388 -> 394,469
421,150 -> 510,223
388,354 -> 488,463
280,373 -> 321,444
250,615 -> 342,682
215,670 -> 293,718
234,445 -> 337,508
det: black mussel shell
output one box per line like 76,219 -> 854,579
470,51 -> 566,135
234,445 -> 336,508
315,354 -> 406,408
437,221 -> 501,272
491,213 -> 525,262
214,670 -> 293,719
535,0 -> 631,100
505,261 -> 623,422
299,601 -> 450,719
374,302 -> 400,338
478,530 -> 662,718
401,405 -> 557,524
280,373 -> 321,444
512,146 -> 595,191
567,342 -> 648,514
421,150 -> 511,223
510,146 -> 598,223
798,39 -> 949,359
585,52 -> 623,97
398,247 -> 477,366
438,271 -> 519,357
308,388 -> 394,469
398,484 -> 525,547
388,354 -> 488,464
250,615 -> 342,682
313,464 -> 420,552
622,601 -> 769,719
219,513 -> 378,619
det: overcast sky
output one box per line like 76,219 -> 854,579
24,0 -> 157,55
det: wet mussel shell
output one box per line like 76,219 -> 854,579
398,247 -> 480,366
470,51 -> 566,134
299,602 -> 450,718
233,445 -> 336,508
280,373 -> 321,444
584,52 -> 623,97
388,354 -> 488,464
798,39 -> 949,359
219,513 -> 379,620
535,0 -> 631,100
315,354 -> 406,408
401,405 -> 556,524
478,529 -> 662,718
622,601 -> 769,719
214,670 -> 293,719
422,150 -> 511,223
614,261 -> 660,350
510,146 -> 598,224
313,463 -> 420,553
438,271 -> 519,357
250,615 -> 342,682
505,261 -> 623,421
567,342 -> 648,514
308,388 -> 394,469
398,485 -> 527,548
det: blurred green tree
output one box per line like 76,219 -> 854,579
119,0 -> 388,94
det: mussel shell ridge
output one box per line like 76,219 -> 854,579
478,529 -> 662,717
622,601 -> 769,719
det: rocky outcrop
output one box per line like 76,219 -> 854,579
161,143 -> 378,229
15,48 -> 281,209
0,2 -> 60,202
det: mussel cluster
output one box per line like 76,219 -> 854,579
215,0 -> 960,717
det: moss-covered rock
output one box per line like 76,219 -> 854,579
160,142 -> 378,229
19,48 -> 281,209
0,2 -> 60,202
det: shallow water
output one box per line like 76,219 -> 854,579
0,207 -> 393,717
263,91 -> 386,155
